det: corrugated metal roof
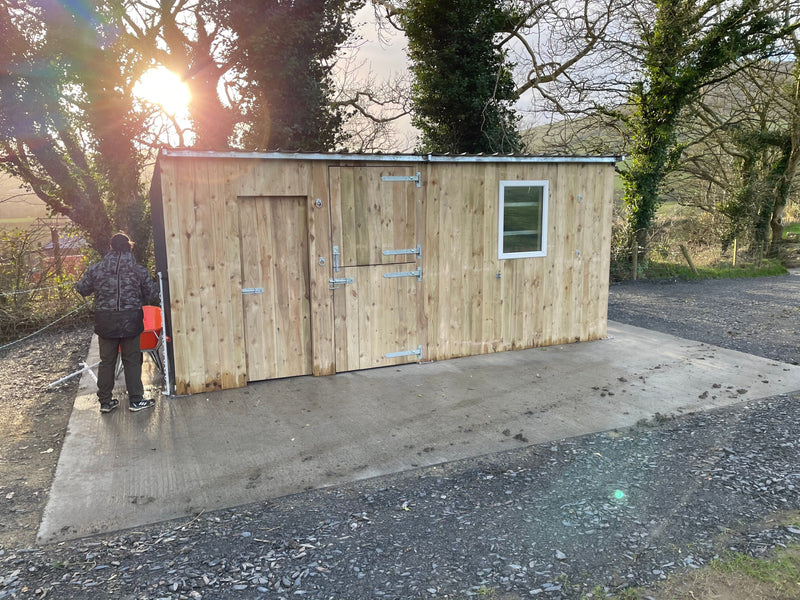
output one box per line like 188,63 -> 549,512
159,148 -> 620,164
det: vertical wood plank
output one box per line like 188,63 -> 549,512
339,167 -> 357,267
307,162 -> 335,376
437,165 -> 456,357
422,163 -> 440,358
160,158 -> 188,394
175,159 -> 207,393
345,266 -> 361,369
193,160 -> 223,391
353,168 -> 371,265
328,166 -> 349,370
572,164 -> 588,342
221,160 -> 248,388
415,164 -> 429,361
593,164 -> 614,339
238,199 -> 267,380
481,164 -> 501,352
276,197 -> 312,375
539,164 -> 556,347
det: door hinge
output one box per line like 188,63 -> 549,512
385,345 -> 423,359
242,287 -> 264,295
329,277 -> 354,289
383,267 -> 422,281
382,244 -> 421,260
381,172 -> 422,187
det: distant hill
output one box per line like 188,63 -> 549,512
522,113 -> 626,157
0,174 -> 48,221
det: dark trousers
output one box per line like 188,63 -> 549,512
97,334 -> 143,403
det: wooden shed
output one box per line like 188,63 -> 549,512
150,150 -> 616,396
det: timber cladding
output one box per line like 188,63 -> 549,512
151,151 -> 615,396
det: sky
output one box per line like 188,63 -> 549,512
354,6 -> 409,78
346,5 -> 418,147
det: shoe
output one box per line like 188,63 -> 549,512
100,399 -> 119,413
129,398 -> 156,412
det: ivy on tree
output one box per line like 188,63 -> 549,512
620,0 -> 788,260
400,0 -> 522,154
223,0 -> 362,151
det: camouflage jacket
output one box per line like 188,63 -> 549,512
76,251 -> 159,338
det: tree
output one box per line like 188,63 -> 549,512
397,0 -> 521,154
330,52 -> 414,152
676,57 -> 800,253
223,0 -> 363,151
2,0 -> 396,264
0,1 -> 147,259
121,0 -> 238,149
617,0 -> 792,261
373,0 -> 627,154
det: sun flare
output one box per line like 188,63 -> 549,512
133,67 -> 190,116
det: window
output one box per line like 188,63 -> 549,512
498,180 -> 548,259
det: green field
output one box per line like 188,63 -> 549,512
783,221 -> 800,237
0,217 -> 40,230
0,173 -> 48,223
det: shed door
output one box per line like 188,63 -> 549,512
329,166 -> 423,371
238,196 -> 313,381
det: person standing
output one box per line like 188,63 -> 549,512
76,233 -> 160,413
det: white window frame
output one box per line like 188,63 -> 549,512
498,180 -> 549,259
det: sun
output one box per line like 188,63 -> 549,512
133,67 -> 190,116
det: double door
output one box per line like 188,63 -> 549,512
329,166 -> 424,371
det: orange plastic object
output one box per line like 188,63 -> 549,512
140,306 -> 163,351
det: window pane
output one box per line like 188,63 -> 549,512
503,186 -> 543,254
503,232 -> 540,253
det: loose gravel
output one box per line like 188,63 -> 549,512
2,273 -> 800,599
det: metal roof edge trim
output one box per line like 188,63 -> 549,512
159,149 -> 619,164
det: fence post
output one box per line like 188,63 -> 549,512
679,244 -> 699,276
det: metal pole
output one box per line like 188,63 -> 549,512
158,271 -> 171,396
48,361 -> 99,388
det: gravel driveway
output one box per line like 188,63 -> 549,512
2,273 -> 800,600
608,272 -> 800,366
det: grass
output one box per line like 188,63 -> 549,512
710,547 -> 800,592
439,519 -> 800,600
640,258 -> 788,281
610,203 -> 800,282
472,544 -> 800,600
574,544 -> 800,600
783,222 -> 800,238
0,217 -> 39,229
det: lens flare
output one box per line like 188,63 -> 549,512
133,67 -> 190,116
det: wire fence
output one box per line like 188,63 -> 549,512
0,285 -> 93,347
0,281 -> 76,297
0,300 -> 91,352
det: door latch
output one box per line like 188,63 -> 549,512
329,277 -> 354,289
381,172 -> 422,187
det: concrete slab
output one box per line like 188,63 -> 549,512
38,322 -> 800,544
